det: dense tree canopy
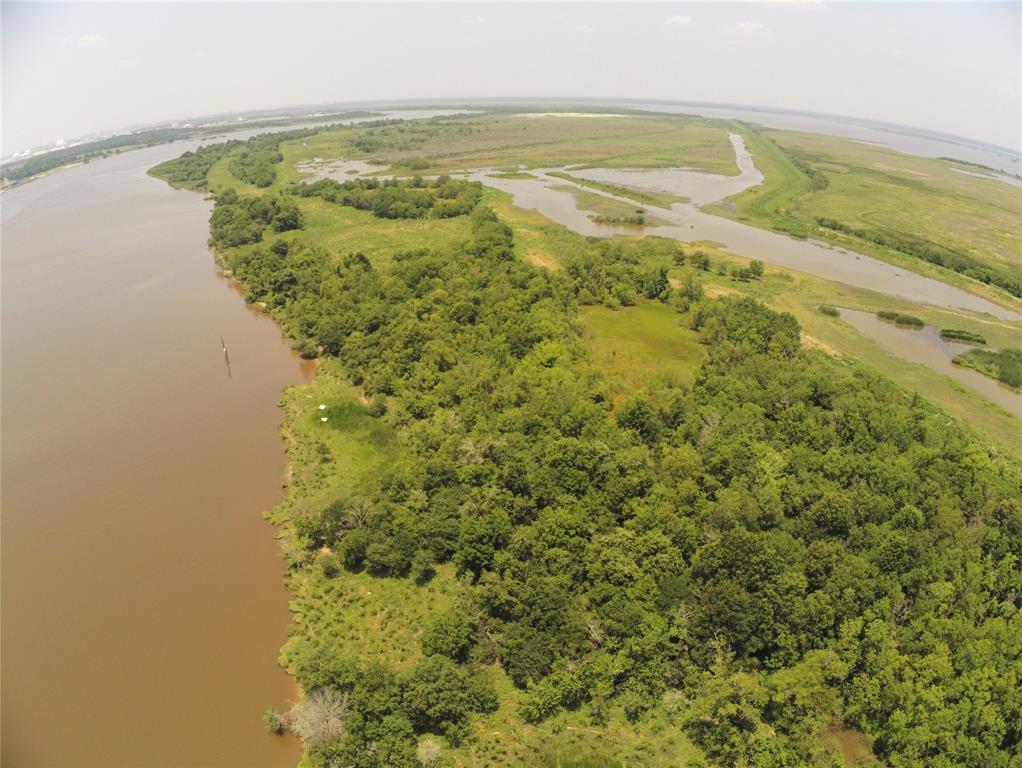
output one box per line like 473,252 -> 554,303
165,126 -> 1022,767
295,174 -> 483,219
218,191 -> 1021,767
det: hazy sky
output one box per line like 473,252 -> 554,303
3,1 -> 1020,154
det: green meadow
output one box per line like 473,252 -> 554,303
280,112 -> 740,177
715,124 -> 1022,308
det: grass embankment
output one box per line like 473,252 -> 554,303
488,171 -> 538,180
555,186 -> 667,227
713,124 -> 1022,312
547,171 -> 689,208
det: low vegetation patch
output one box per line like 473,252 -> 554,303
939,328 -> 986,345
953,347 -> 1022,389
591,212 -> 652,226
548,171 -> 688,208
876,309 -> 924,327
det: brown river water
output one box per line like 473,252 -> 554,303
2,112 -> 464,767
0,137 -> 316,767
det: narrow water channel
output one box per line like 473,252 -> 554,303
460,135 -> 1018,322
836,309 -> 1021,416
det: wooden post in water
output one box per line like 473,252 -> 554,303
221,336 -> 232,376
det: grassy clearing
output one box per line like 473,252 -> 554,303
452,691 -> 706,768
207,154 -> 268,196
580,302 -> 704,405
269,359 -> 399,528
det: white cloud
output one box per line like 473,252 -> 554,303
74,32 -> 107,50
747,0 -> 822,5
665,15 -> 693,27
461,16 -> 486,26
723,21 -> 772,36
571,24 -> 596,34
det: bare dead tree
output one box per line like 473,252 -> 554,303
417,737 -> 442,766
344,497 -> 374,530
586,618 -> 604,647
287,688 -> 351,745
699,411 -> 721,447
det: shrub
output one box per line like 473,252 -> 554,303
939,328 -> 985,345
877,309 -> 924,327
421,606 -> 475,660
369,394 -> 389,417
338,528 -> 369,570
263,706 -> 286,735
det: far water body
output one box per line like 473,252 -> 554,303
0,110 -> 459,768
837,309 -> 1021,417
628,101 -> 1022,180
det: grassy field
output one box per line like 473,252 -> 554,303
713,124 -> 1022,308
277,112 -> 739,179
580,302 -> 704,406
